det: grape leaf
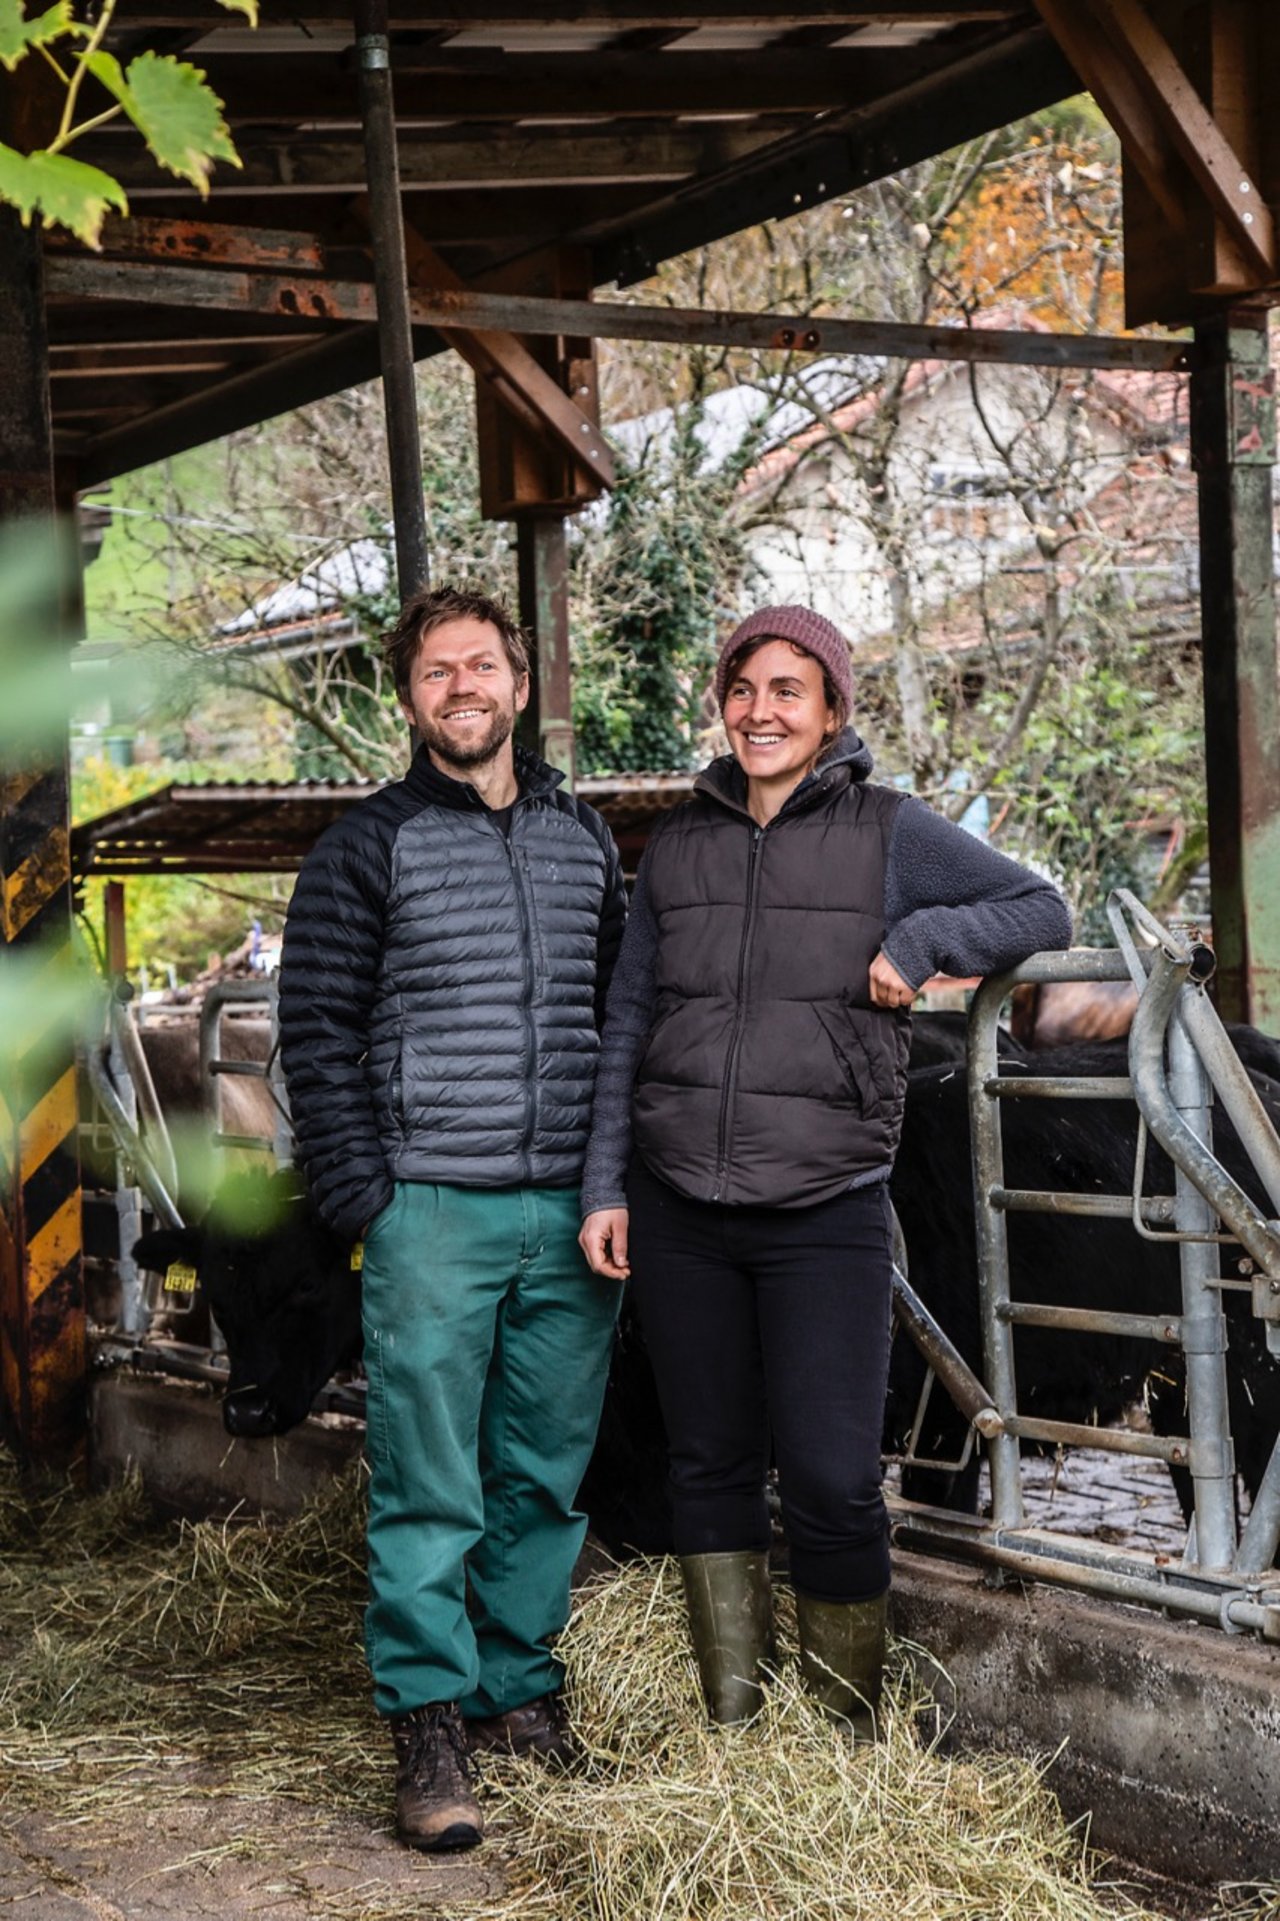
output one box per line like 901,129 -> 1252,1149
0,141 -> 128,246
121,50 -> 240,195
215,0 -> 258,21
0,0 -> 72,73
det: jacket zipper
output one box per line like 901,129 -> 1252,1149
713,821 -> 764,1201
500,817 -> 537,1183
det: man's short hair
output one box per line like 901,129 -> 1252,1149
383,585 -> 530,697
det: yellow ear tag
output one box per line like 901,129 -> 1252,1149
163,1261 -> 198,1294
351,1242 -> 364,1272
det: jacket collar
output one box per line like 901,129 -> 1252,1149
692,725 -> 874,822
403,741 -> 565,812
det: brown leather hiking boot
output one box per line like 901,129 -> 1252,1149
466,1693 -> 576,1766
389,1702 -> 483,1852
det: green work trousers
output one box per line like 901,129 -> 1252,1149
360,1180 -> 621,1720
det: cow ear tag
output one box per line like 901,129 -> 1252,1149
351,1243 -> 364,1272
163,1261 -> 198,1301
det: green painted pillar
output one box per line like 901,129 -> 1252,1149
1190,311 -> 1280,1031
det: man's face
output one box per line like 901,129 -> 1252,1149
399,617 -> 529,773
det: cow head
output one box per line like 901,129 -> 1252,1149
134,1168 -> 362,1438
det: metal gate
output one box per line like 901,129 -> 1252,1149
892,891 -> 1280,1639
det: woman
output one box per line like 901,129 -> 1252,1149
579,605 -> 1071,1735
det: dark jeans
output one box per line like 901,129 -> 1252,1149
626,1157 -> 895,1602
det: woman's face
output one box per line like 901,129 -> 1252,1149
722,639 -> 838,787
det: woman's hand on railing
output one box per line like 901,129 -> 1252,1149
579,1207 -> 631,1280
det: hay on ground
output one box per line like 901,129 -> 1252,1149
1,1453 -> 1274,1921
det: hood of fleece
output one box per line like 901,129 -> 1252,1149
695,724 -> 875,810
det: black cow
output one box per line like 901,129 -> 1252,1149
134,1166 -> 360,1437
132,1032 -> 1280,1559
886,1037 -> 1280,1523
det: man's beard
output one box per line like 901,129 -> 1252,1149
420,701 -> 517,771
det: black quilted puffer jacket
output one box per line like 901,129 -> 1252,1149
278,745 -> 627,1243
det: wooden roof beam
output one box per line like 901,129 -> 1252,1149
1081,0 -> 1275,280
1030,0 -> 1268,280
75,121 -> 788,195
394,218 -> 616,489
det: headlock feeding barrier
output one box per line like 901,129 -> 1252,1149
891,890 -> 1280,1641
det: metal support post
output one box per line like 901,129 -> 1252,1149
0,210 -> 86,1462
966,975 -> 1025,1528
1189,310 -> 1280,1028
516,514 -> 575,785
1167,1001 -> 1237,1572
354,0 -> 429,600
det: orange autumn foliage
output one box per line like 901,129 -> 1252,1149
942,135 -> 1126,334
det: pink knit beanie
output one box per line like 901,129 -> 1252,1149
714,605 -> 855,717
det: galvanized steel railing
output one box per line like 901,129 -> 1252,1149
891,892 -> 1280,1640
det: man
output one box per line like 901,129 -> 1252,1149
278,585 -> 626,1853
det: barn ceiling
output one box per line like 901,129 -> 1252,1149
43,3 -> 1079,483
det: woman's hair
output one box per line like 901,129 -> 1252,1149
383,585 -> 530,697
720,636 -> 848,730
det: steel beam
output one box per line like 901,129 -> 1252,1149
0,212 -> 86,1466
354,0 -> 429,598
517,516 -> 574,783
104,1 -> 1023,24
194,45 -> 964,123
1190,311 -> 1280,1028
592,21 -> 1077,283
47,255 -> 1194,374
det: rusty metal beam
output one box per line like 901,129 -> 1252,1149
1084,0 -> 1275,280
1190,311 -> 1280,1029
354,0 -> 429,597
45,254 -> 1196,373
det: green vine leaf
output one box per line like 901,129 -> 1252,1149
120,49 -> 240,194
0,141 -> 127,245
215,0 -> 258,21
0,0 -> 73,73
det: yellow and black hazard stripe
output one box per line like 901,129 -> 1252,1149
0,764 -> 85,1463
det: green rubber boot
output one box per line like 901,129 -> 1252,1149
679,1551 -> 775,1726
795,1588 -> 889,1740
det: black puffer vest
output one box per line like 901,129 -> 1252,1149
633,732 -> 909,1208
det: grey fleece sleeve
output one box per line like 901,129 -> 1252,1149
881,796 -> 1073,990
580,850 -> 659,1216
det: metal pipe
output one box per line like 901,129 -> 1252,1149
1129,950 -> 1280,1278
1177,988 -> 1280,1218
987,1075 -> 1133,1100
354,0 -> 429,598
890,1506 -> 1280,1638
997,1301 -> 1182,1342
1004,1413 -> 1190,1464
85,1050 -> 183,1230
111,997 -> 179,1198
892,1265 -> 1003,1437
199,982 -> 281,1154
1167,1001 -> 1238,1570
1235,1435 -> 1280,1575
991,1185 -> 1176,1223
967,973 -> 1024,1526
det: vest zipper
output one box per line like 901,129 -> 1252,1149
713,822 -> 764,1202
